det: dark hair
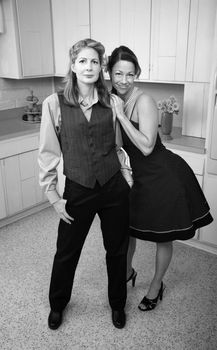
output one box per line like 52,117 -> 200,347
63,38 -> 110,107
107,46 -> 141,78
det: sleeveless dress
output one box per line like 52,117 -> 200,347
121,87 -> 213,242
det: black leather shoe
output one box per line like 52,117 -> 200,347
112,309 -> 126,329
48,310 -> 62,330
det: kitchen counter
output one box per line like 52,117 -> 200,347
0,114 -> 205,154
159,127 -> 206,154
0,116 -> 40,141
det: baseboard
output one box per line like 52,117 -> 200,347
0,202 -> 51,228
178,238 -> 217,255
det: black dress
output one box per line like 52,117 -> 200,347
121,87 -> 213,242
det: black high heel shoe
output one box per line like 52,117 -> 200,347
138,282 -> 165,311
126,268 -> 137,287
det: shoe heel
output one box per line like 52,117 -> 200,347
159,282 -> 165,300
127,268 -> 137,287
132,271 -> 137,287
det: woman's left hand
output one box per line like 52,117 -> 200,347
111,94 -> 125,121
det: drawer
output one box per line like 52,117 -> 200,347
0,135 -> 39,158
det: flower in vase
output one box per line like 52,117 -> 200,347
157,95 -> 179,115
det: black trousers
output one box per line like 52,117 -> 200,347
49,171 -> 130,312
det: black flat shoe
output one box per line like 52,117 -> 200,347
126,268 -> 137,287
48,310 -> 63,330
112,309 -> 126,329
138,282 -> 166,312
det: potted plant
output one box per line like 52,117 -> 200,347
157,95 -> 179,140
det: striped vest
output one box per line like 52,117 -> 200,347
59,94 -> 120,188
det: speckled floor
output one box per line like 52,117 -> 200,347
0,207 -> 217,350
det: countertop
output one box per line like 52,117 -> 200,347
159,127 -> 205,154
0,116 -> 40,142
0,115 -> 206,154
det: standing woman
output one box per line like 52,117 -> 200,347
108,46 -> 213,311
38,39 -> 132,330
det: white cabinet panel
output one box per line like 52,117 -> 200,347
200,174 -> 217,246
52,0 -> 90,76
186,0 -> 217,82
0,144 -> 48,219
90,0 -> 151,80
151,0 -> 190,81
0,0 -> 54,78
4,156 -> 23,215
19,152 -> 35,180
182,83 -> 209,138
21,177 -> 36,209
0,162 -> 7,219
32,149 -> 46,203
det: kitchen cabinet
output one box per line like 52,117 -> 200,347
0,134 -> 47,223
199,174 -> 217,247
0,162 -> 7,220
51,0 -> 90,76
0,0 -> 54,78
186,0 -> 217,83
182,82 -> 209,138
2,150 -> 46,217
167,148 -> 205,241
90,0 -> 151,80
151,0 -> 190,82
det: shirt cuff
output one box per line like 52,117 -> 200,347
46,189 -> 61,205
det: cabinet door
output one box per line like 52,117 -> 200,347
3,155 -> 23,216
51,0 -> 90,76
19,151 -> 37,209
186,0 -> 217,82
16,0 -> 54,77
0,0 -> 54,78
182,82 -> 209,138
199,174 -> 217,246
151,0 -> 190,81
0,161 -> 7,219
32,149 -> 47,203
90,0 -> 151,80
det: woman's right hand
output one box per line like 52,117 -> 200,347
53,199 -> 74,224
111,94 -> 125,121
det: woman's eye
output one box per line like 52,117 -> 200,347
115,72 -> 121,76
79,59 -> 85,63
93,60 -> 99,65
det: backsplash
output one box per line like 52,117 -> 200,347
1,77 -> 184,129
0,77 -> 54,111
136,82 -> 184,128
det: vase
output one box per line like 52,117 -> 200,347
161,112 -> 173,140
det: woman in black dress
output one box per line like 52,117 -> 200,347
108,46 -> 213,311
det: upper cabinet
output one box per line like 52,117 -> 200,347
90,0 -> 151,80
51,0 -> 90,77
150,0 -> 190,82
0,0 -> 54,78
186,0 -> 217,83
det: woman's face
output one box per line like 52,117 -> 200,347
71,47 -> 101,86
111,60 -> 136,98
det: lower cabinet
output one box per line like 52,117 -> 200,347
167,147 -> 217,252
0,162 -> 7,219
199,173 -> 217,248
0,137 -> 47,224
